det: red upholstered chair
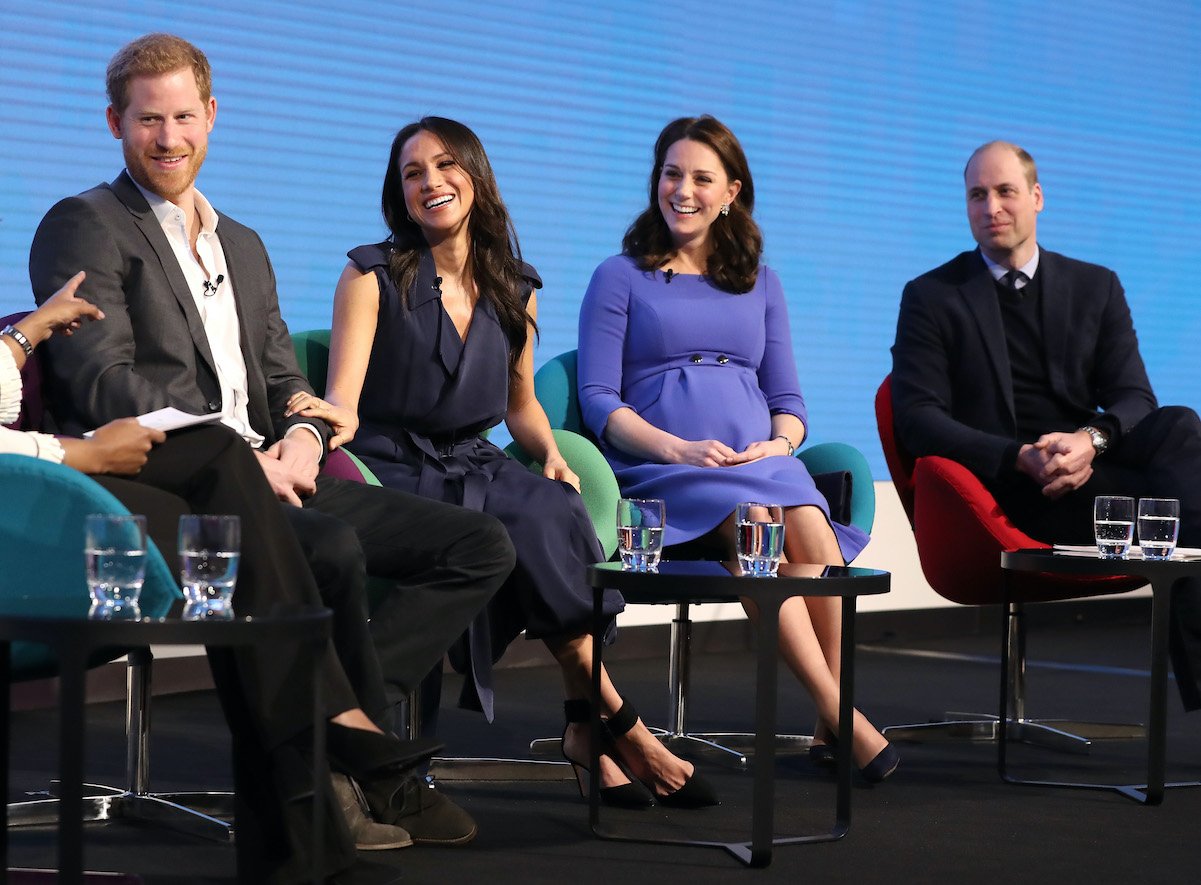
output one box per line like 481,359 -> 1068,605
875,375 -> 1144,752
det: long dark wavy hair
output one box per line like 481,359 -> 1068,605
381,117 -> 533,382
622,115 -> 762,294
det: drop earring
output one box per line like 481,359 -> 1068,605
719,204 -> 730,217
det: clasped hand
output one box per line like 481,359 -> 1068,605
1016,430 -> 1096,499
255,435 -> 320,506
672,436 -> 791,468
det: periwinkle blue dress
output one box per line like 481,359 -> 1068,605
346,243 -> 618,720
577,254 -> 869,563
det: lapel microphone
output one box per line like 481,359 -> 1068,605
433,276 -> 443,290
202,274 -> 225,297
664,269 -> 675,284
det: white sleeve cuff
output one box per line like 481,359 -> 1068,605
0,345 -> 22,426
284,422 -> 325,461
0,428 -> 65,463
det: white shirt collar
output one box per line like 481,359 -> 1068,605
980,245 -> 1040,286
128,175 -> 219,236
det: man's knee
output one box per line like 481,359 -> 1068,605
1158,405 -> 1201,436
297,515 -> 367,602
449,510 -> 516,580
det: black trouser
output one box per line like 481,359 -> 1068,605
990,406 -> 1201,710
294,471 -> 516,715
97,424 -> 514,882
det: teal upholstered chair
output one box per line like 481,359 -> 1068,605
532,350 -> 877,764
290,328 -> 382,486
0,455 -> 231,835
0,455 -> 179,674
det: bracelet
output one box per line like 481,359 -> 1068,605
1,324 -> 33,359
773,434 -> 794,456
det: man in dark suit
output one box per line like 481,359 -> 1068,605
891,139 -> 1201,710
27,33 -> 515,883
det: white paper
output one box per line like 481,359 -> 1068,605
84,407 -> 222,437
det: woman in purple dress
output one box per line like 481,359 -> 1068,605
577,115 -> 898,781
289,117 -> 715,808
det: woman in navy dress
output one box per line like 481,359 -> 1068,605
288,117 -> 714,808
577,115 -> 898,781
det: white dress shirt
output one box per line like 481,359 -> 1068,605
981,246 -> 1041,290
132,180 -> 265,448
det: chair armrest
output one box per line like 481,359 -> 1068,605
505,429 -> 620,560
0,454 -> 180,677
321,448 -> 383,486
798,441 -> 876,534
912,456 -> 1051,605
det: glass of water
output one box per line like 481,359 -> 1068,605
178,515 -> 241,620
736,502 -> 786,577
85,514 -> 147,619
617,498 -> 665,572
1138,497 -> 1180,560
1094,496 -> 1135,559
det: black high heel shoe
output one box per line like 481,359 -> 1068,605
859,742 -> 900,783
562,699 -> 654,808
605,700 -> 719,808
809,725 -> 837,768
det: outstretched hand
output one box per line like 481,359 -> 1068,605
23,272 -> 103,344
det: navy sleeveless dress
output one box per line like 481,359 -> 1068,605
345,243 -> 620,720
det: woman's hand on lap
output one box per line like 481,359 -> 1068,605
543,454 -> 581,493
670,438 -> 740,467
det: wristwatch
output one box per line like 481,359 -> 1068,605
1079,425 -> 1109,456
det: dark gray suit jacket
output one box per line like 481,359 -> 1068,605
28,170 -> 328,449
890,247 -> 1157,482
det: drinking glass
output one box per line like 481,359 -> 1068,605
1138,497 -> 1180,560
736,502 -> 786,577
84,514 -> 146,619
1094,496 -> 1135,559
617,498 -> 665,572
178,515 -> 241,620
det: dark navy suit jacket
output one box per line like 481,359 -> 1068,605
890,247 -> 1157,482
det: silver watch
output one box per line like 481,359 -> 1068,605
1080,425 -> 1109,456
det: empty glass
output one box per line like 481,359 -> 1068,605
617,498 -> 665,572
178,515 -> 241,620
1138,498 -> 1180,560
85,514 -> 146,620
1094,496 -> 1135,559
736,502 -> 785,577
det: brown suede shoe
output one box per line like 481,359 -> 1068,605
331,773 -> 413,850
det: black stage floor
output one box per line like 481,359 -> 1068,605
6,601 -> 1200,884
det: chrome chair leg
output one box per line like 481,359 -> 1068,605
392,686 -> 571,783
7,649 -> 235,842
883,602 -> 1145,754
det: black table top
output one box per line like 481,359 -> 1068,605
588,560 -> 890,605
0,597 -> 331,647
1002,547 -> 1201,581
